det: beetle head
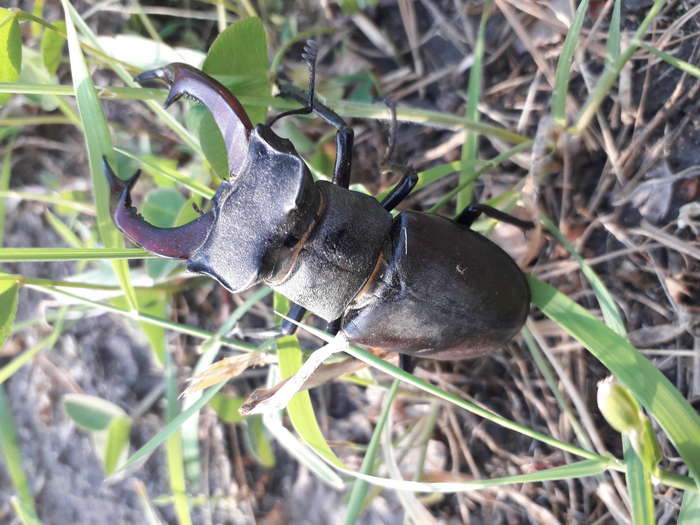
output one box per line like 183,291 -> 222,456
104,64 -> 319,293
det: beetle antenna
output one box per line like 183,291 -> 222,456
267,40 -> 319,127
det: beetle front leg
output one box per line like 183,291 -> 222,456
275,86 -> 355,189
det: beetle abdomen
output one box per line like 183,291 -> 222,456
341,211 -> 530,359
268,181 -> 393,321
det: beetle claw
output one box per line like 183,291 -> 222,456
134,63 -> 253,175
101,157 -> 214,260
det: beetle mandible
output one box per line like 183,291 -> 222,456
102,43 -> 532,364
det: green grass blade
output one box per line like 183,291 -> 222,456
551,0 -> 589,127
541,215 -> 626,336
607,0 -> 622,63
0,276 -> 19,349
0,385 -> 38,518
117,382 -> 225,474
529,276 -> 700,484
11,497 -> 42,525
640,43 -> 700,79
274,294 -> 345,468
344,380 -> 400,524
0,138 -> 13,246
60,0 -> 138,312
624,438 -> 655,525
457,0 -> 491,211
24,283 -> 259,351
164,351 -> 192,525
573,0 -> 667,133
0,247 -> 153,261
261,409 -> 344,489
0,307 -> 67,384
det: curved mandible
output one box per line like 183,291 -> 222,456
102,157 -> 214,259
136,63 -> 253,175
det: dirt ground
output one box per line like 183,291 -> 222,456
1,1 -> 700,524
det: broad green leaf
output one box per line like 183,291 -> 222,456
680,489 -> 700,523
0,277 -> 19,349
0,385 -> 38,518
62,393 -> 126,431
103,415 -> 132,475
209,393 -> 245,424
196,110 -> 228,179
142,187 -> 185,282
41,20 -> 66,74
142,187 -> 186,228
0,9 -> 21,105
201,18 -> 270,175
529,276 -> 700,484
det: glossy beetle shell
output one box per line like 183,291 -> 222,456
341,211 -> 530,359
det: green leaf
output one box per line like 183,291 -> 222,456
209,393 -> 245,424
198,18 -> 269,176
41,20 -> 66,74
142,187 -> 186,228
203,17 -> 269,125
0,9 -> 21,105
529,276 -> 700,484
680,489 -> 700,524
0,277 -> 19,349
103,415 -> 132,475
62,393 -> 126,431
142,187 -> 186,281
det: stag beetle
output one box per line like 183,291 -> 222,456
103,43 -> 532,363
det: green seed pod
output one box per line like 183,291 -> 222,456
597,378 -> 643,434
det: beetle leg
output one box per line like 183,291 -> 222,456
267,40 -> 318,126
399,354 -> 415,374
379,165 -> 419,212
272,41 -> 355,189
456,204 -> 535,230
135,63 -> 253,175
